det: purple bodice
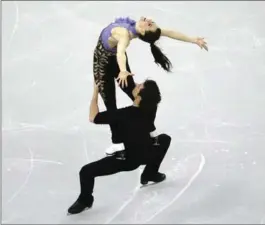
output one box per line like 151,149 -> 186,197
100,17 -> 138,53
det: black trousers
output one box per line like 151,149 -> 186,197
93,39 -> 156,144
78,134 -> 171,204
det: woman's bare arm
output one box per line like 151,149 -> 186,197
113,28 -> 134,87
161,28 -> 208,51
161,28 -> 196,43
115,28 -> 131,72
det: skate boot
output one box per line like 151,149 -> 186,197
140,172 -> 166,185
105,143 -> 124,155
67,195 -> 94,215
105,143 -> 126,160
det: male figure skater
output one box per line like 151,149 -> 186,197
68,79 -> 171,214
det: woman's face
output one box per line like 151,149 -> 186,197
138,17 -> 158,33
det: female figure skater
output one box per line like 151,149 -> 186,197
93,16 -> 208,154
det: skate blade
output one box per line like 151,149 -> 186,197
140,179 -> 166,188
66,207 -> 90,216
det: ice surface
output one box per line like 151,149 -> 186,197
2,1 -> 265,224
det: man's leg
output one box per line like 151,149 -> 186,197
68,156 -> 139,214
141,134 -> 172,185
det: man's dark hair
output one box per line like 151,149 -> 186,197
138,28 -> 173,72
138,79 -> 161,113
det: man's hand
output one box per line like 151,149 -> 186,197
93,81 -> 100,94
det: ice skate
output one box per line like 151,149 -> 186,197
67,196 -> 94,215
140,172 -> 166,185
105,143 -> 125,158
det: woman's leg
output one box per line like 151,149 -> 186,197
93,40 -> 122,144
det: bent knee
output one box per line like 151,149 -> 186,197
79,166 -> 86,177
159,133 -> 171,141
79,164 -> 93,178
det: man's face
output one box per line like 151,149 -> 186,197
132,83 -> 144,99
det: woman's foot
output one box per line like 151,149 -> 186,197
105,143 -> 125,156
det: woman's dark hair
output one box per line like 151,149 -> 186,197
138,79 -> 161,114
138,28 -> 172,72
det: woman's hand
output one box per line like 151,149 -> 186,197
116,70 -> 134,88
194,37 -> 208,51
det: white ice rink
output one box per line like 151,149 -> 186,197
2,1 -> 265,224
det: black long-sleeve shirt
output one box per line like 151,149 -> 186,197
94,105 -> 156,160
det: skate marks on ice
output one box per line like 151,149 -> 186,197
144,154 -> 206,224
8,1 -> 20,44
5,148 -> 34,204
3,147 -> 64,205
103,170 -> 143,224
105,153 -> 206,224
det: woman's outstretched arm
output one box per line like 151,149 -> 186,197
161,28 -> 208,51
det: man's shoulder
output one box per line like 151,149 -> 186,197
116,105 -> 140,118
117,105 -> 136,112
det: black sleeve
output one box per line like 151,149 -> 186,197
147,106 -> 157,132
93,108 -> 127,125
